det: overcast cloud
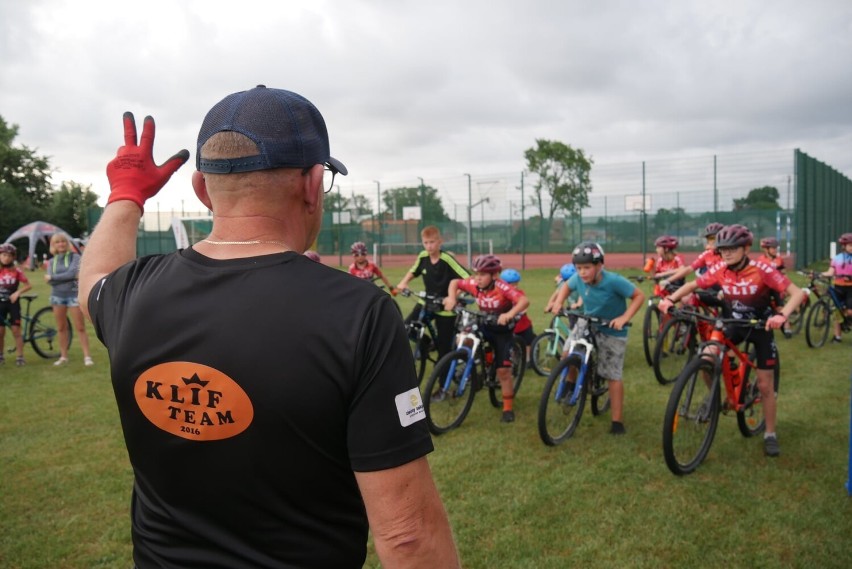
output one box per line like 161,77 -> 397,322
1,0 -> 851,213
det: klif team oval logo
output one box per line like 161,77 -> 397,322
135,362 -> 254,441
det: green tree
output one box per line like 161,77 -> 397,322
351,194 -> 373,217
733,186 -> 781,210
382,186 -> 450,223
324,192 -> 350,214
0,116 -> 54,210
48,181 -> 99,237
524,139 -> 593,251
653,207 -> 687,235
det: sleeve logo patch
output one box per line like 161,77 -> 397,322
395,387 -> 426,427
135,361 -> 254,441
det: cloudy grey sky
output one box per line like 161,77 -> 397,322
2,0 -> 851,214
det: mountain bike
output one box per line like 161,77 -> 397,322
805,275 -> 852,348
651,290 -> 723,385
783,271 -> 824,336
399,288 -> 443,383
529,312 -> 574,377
662,311 -> 780,475
423,303 -> 525,434
629,275 -> 677,367
1,293 -> 71,359
537,310 -> 624,446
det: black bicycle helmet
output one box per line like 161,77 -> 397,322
704,222 -> 725,238
839,233 -> 852,246
654,235 -> 678,250
759,237 -> 779,248
572,241 -> 605,265
715,224 -> 753,248
472,254 -> 502,274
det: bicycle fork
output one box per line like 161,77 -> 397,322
556,338 -> 593,405
442,333 -> 480,395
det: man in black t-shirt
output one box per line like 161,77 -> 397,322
80,86 -> 459,568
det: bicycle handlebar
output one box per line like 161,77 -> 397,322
558,308 -> 631,328
669,306 -> 767,329
454,304 -> 520,326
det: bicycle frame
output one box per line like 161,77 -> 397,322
557,334 -> 594,406
698,324 -> 757,412
541,315 -> 572,358
440,315 -> 482,395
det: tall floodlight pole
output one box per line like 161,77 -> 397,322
336,184 -> 342,267
520,171 -> 526,270
374,180 -> 382,265
464,173 -> 472,267
417,177 -> 425,234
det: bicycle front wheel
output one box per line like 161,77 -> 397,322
786,297 -> 806,335
653,317 -> 696,385
530,331 -> 563,377
538,355 -> 586,446
642,302 -> 661,367
737,352 -> 780,437
30,307 -> 72,359
662,356 -> 720,475
805,298 -> 831,348
424,349 -> 476,435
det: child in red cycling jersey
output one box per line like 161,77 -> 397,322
348,241 -> 396,293
0,243 -> 33,366
662,222 -> 724,289
500,268 -> 535,363
757,237 -> 791,335
645,235 -> 685,295
444,255 -> 529,423
659,224 -> 803,458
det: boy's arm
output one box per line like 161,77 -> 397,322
498,294 -> 529,326
544,287 -> 560,312
658,280 -> 699,314
12,277 -> 32,302
662,265 -> 692,286
611,287 -> 645,330
442,279 -> 460,312
396,271 -> 416,291
550,284 -> 571,315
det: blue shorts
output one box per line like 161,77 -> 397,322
50,296 -> 80,307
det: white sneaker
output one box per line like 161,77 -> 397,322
54,357 -> 69,366
84,357 -> 94,366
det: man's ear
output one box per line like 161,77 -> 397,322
302,164 -> 323,214
192,171 -> 213,210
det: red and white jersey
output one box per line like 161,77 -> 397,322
456,278 -> 524,315
348,261 -> 385,281
656,254 -> 684,274
690,248 -> 722,272
696,259 -> 791,319
756,253 -> 785,272
0,266 -> 29,297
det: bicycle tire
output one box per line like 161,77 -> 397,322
530,331 -> 563,377
30,307 -> 72,359
652,316 -> 696,385
804,298 -> 831,348
538,354 -> 587,446
424,349 -> 476,435
786,297 -> 807,335
642,302 -> 661,367
588,351 -> 609,415
662,356 -> 720,475
737,351 -> 780,437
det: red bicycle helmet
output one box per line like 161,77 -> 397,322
759,237 -> 779,248
0,243 -> 16,255
472,254 -> 502,274
839,233 -> 852,246
715,224 -> 753,248
572,241 -> 605,265
654,235 -> 678,250
704,222 -> 725,238
304,250 -> 321,262
350,241 -> 368,256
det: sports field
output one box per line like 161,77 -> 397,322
1,264 -> 850,568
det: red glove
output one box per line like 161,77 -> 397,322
106,112 -> 189,212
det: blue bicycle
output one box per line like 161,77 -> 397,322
537,310 -> 621,446
423,303 -> 525,434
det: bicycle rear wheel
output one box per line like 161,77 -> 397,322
642,302 -> 661,366
538,355 -> 586,446
805,298 -> 831,348
653,317 -> 696,385
589,354 -> 609,415
737,352 -> 780,437
30,307 -> 72,359
662,356 -> 720,475
530,331 -> 563,377
424,349 -> 476,435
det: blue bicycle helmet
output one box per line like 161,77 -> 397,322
560,263 -> 576,281
500,268 -> 521,284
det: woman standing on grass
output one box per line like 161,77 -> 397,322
45,234 -> 93,366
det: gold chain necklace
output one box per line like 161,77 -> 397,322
202,239 -> 289,246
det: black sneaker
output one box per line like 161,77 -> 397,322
501,410 -> 515,423
430,390 -> 447,403
764,435 -> 780,457
831,336 -> 842,344
609,421 -> 626,435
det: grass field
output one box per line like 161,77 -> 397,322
2,265 -> 851,568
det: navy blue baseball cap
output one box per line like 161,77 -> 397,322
196,85 -> 347,176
